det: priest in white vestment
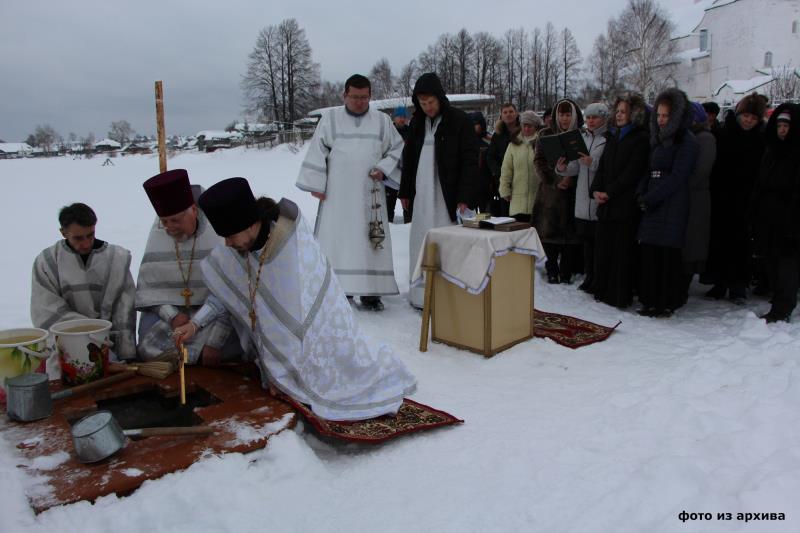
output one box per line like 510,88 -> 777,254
31,203 -> 136,359
296,74 -> 404,311
136,169 -> 238,364
398,73 -> 480,308
174,178 -> 416,421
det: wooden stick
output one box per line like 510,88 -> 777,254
155,80 -> 167,173
419,242 -> 439,352
179,343 -> 188,405
51,371 -> 136,401
124,426 -> 214,438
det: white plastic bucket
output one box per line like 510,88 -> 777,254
50,319 -> 113,386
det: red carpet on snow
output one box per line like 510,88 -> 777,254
533,308 -> 621,349
281,395 -> 463,444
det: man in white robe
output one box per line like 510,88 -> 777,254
31,203 -> 136,359
136,169 -> 237,364
399,73 -> 479,308
296,74 -> 404,311
174,178 -> 416,421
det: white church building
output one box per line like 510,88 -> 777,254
669,0 -> 800,106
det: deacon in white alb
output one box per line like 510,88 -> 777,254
31,203 -> 137,359
296,74 -> 404,311
174,178 -> 416,421
136,169 -> 238,365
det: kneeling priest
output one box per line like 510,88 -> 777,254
137,169 -> 238,365
174,177 -> 416,421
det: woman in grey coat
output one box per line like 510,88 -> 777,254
679,102 -> 716,303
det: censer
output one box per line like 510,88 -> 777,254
368,182 -> 386,249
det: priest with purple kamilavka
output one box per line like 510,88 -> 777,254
137,169 -> 238,365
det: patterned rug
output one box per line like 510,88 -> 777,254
280,395 -> 463,444
533,309 -> 621,349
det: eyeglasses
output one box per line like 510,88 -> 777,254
346,95 -> 370,101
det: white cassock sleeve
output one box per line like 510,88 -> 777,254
296,112 -> 332,195
375,114 -> 404,190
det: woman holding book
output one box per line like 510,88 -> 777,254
532,99 -> 584,284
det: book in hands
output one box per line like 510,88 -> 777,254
538,129 -> 589,166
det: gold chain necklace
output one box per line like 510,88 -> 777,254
174,230 -> 198,308
245,246 -> 269,331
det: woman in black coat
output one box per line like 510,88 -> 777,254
750,103 -> 800,322
636,88 -> 699,316
705,92 -> 767,302
589,94 -> 650,308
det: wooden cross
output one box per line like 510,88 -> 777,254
181,288 -> 193,308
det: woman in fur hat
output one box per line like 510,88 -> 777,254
705,92 -> 767,303
589,94 -> 650,308
750,103 -> 800,322
636,88 -> 699,317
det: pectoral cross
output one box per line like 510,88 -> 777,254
249,309 -> 257,331
181,288 -> 193,308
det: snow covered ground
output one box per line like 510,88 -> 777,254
1,145 -> 798,533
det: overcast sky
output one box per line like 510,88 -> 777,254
0,0 -> 706,142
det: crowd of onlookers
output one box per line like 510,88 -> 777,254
457,90 -> 799,322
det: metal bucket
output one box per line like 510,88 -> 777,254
0,328 -> 50,403
4,373 -> 53,422
71,411 -> 126,463
71,410 -> 215,462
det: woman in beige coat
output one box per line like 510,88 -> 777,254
499,110 -> 542,221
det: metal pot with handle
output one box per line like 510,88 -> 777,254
5,371 -> 136,422
71,411 -> 214,463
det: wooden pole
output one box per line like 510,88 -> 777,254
154,80 -> 167,173
419,242 -> 439,352
179,342 -> 188,405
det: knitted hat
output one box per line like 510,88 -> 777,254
393,106 -> 408,118
143,169 -> 194,217
690,102 -> 708,125
519,110 -> 542,127
735,92 -> 768,118
776,111 -> 791,123
584,103 -> 609,119
198,178 -> 260,237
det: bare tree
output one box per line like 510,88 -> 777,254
453,28 -> 474,93
395,59 -> 418,96
369,58 -> 395,99
81,132 -> 96,152
34,124 -> 59,153
25,134 -> 36,146
560,28 -> 582,99
618,0 -> 676,98
310,80 -> 345,109
471,32 -> 502,96
242,18 -> 320,124
768,63 -> 799,104
587,20 -> 630,103
108,120 -> 134,144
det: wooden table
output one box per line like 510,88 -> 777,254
412,225 -> 544,357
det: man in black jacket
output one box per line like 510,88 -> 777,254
485,103 -> 519,216
398,72 -> 479,308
